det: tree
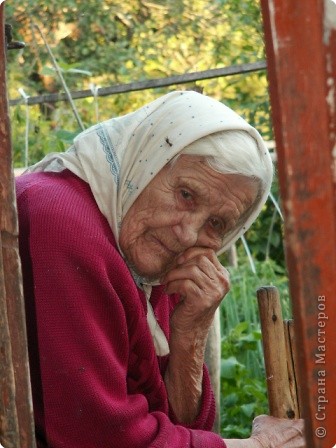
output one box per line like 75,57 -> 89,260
6,0 -> 268,119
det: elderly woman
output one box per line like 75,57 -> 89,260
16,91 -> 304,447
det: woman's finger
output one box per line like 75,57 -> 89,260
177,246 -> 224,272
163,261 -> 229,302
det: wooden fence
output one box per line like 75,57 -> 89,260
0,6 -> 36,448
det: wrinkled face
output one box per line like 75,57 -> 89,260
119,155 -> 259,281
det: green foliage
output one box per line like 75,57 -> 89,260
220,321 -> 267,439
219,257 -> 291,437
221,351 -> 267,438
6,0 -> 271,165
6,0 -> 265,82
242,178 -> 285,267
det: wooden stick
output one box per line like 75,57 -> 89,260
257,286 -> 298,419
0,7 -> 36,447
283,320 -> 300,418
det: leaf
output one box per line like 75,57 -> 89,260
233,321 -> 249,335
65,68 -> 93,76
222,392 -> 239,407
241,402 -> 256,418
40,66 -> 92,77
55,129 -> 80,143
40,66 -> 56,77
221,356 -> 244,379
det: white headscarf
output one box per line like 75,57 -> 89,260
27,90 -> 273,356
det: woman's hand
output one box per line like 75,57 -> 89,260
224,415 -> 306,448
162,247 -> 229,424
162,246 -> 230,337
250,415 -> 305,447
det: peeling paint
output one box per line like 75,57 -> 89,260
326,52 -> 333,75
324,0 -> 336,44
0,121 -> 7,135
331,143 -> 336,183
324,3 -> 336,184
268,0 -> 279,54
332,139 -> 336,157
326,76 -> 335,116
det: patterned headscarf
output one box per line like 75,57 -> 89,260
27,90 -> 273,355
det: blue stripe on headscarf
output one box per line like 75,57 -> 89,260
96,123 -> 120,189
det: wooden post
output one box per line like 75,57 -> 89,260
261,1 -> 336,446
257,286 -> 300,419
0,7 -> 36,448
283,320 -> 302,417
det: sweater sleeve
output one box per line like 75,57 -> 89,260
17,173 -> 226,448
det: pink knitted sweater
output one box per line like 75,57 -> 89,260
16,171 -> 225,448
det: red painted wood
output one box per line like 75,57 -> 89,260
261,1 -> 336,446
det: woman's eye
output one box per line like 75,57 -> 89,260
208,217 -> 224,233
180,189 -> 192,200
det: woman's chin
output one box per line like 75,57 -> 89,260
132,265 -> 164,283
131,256 -> 175,283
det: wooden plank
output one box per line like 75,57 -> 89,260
257,286 -> 299,419
0,232 -> 20,448
0,6 -> 36,447
260,1 -> 336,446
283,320 -> 300,418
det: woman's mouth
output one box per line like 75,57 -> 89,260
150,235 -> 179,257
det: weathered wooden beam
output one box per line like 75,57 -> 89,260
8,60 -> 267,106
0,6 -> 36,447
283,319 -> 301,417
261,0 -> 336,446
257,286 -> 299,420
0,233 -> 20,448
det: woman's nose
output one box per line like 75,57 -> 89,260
172,213 -> 203,248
